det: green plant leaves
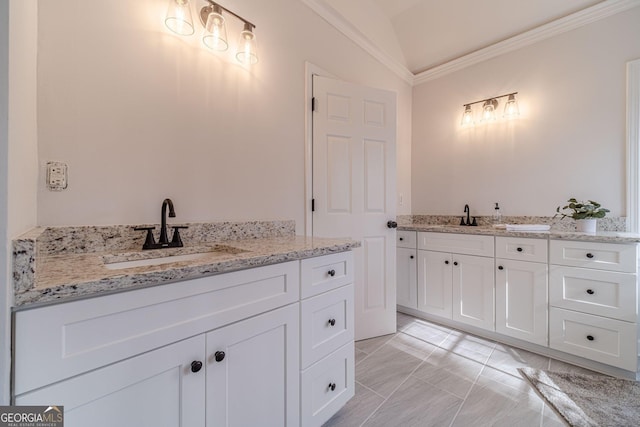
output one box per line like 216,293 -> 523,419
554,198 -> 609,220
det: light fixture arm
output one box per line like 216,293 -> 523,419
462,92 -> 518,107
200,0 -> 256,29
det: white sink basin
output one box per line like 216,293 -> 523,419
104,252 -> 211,270
103,245 -> 247,270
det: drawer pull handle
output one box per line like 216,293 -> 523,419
214,351 -> 226,362
586,335 -> 595,341
410,255 -> 414,259
516,247 -> 523,252
328,383 -> 336,391
399,237 -> 404,241
444,260 -> 449,265
498,266 -> 504,270
328,269 -> 336,277
191,360 -> 203,373
586,289 -> 595,295
328,318 -> 336,326
453,261 -> 458,266
586,253 -> 594,259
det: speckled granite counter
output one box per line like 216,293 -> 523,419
13,221 -> 359,309
398,223 -> 640,243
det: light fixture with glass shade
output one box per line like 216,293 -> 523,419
201,4 -> 228,51
236,23 -> 258,65
165,0 -> 195,36
503,94 -> 520,119
481,99 -> 498,122
461,105 -> 474,127
460,92 -> 519,127
164,0 -> 258,64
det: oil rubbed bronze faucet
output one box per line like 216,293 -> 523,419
134,198 -> 188,249
460,204 -> 477,226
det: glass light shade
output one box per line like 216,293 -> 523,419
461,105 -> 474,127
203,6 -> 228,51
236,23 -> 258,65
165,0 -> 195,36
503,94 -> 520,119
481,99 -> 498,122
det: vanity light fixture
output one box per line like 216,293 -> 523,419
164,0 -> 258,64
460,92 -> 519,127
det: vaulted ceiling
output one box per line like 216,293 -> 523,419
318,0 -> 625,80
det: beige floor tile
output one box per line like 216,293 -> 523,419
323,382 -> 384,427
396,312 -> 414,332
355,333 -> 395,355
439,330 -> 496,363
401,318 -> 452,346
487,344 -> 550,377
412,347 -> 484,398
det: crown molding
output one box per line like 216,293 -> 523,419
300,0 -> 414,84
301,0 -> 640,87
413,0 -> 640,85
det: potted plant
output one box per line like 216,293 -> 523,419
555,198 -> 609,233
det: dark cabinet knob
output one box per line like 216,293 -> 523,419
191,360 -> 203,373
586,289 -> 595,295
444,260 -> 449,265
214,351 -> 225,362
328,383 -> 336,391
517,247 -> 523,252
387,221 -> 398,229
399,237 -> 404,241
328,269 -> 336,277
328,318 -> 336,326
586,253 -> 594,259
410,255 -> 414,259
586,335 -> 595,341
498,266 -> 504,270
453,261 -> 458,266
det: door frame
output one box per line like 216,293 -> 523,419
304,62 -> 336,237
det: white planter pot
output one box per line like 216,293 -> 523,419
576,218 -> 597,233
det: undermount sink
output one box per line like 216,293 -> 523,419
103,245 -> 247,270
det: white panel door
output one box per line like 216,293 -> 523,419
313,75 -> 397,340
452,254 -> 495,330
15,335 -> 205,427
496,259 -> 548,346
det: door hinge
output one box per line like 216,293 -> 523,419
312,97 -> 316,112
311,198 -> 315,212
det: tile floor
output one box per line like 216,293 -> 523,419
324,312 -> 600,427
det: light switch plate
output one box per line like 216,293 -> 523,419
46,161 -> 68,191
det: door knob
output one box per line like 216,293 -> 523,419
214,351 -> 226,362
387,221 -> 398,229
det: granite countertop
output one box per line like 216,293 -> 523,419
12,221 -> 359,309
398,223 -> 640,243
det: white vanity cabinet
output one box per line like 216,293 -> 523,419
549,240 -> 639,371
417,232 -> 495,330
495,237 -> 549,346
13,252 -> 355,427
396,230 -> 418,309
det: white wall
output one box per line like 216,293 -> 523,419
36,0 -> 412,229
0,0 -> 39,404
411,7 -> 640,218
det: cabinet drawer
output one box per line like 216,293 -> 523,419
301,285 -> 354,368
301,252 -> 354,298
14,261 -> 299,395
418,232 -> 494,257
397,231 -> 417,249
550,240 -> 637,273
549,308 -> 637,371
495,237 -> 547,263
301,342 -> 355,427
549,266 -> 637,322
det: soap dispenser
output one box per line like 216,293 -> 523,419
493,202 -> 502,224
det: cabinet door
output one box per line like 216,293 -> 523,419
496,259 -> 548,346
417,250 -> 452,318
15,335 -> 205,427
206,304 -> 300,427
452,254 -> 495,330
396,247 -> 417,309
